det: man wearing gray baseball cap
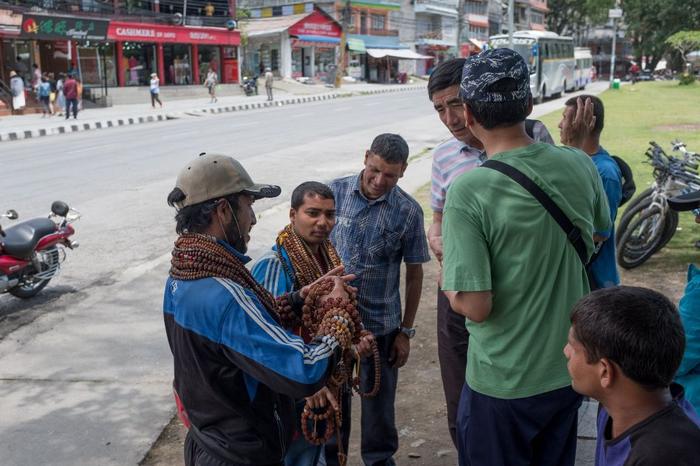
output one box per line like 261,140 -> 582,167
163,153 -> 356,466
440,48 -> 611,466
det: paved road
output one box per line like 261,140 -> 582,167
0,82 -> 607,465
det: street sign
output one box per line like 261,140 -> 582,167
609,8 -> 623,19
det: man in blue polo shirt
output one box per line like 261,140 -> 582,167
559,95 -> 623,289
326,133 -> 430,466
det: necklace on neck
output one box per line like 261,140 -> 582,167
276,224 -> 342,289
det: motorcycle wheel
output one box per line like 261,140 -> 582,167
616,207 -> 666,269
9,246 -> 58,299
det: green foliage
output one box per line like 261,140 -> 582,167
546,0 -> 613,37
679,73 -> 697,85
623,0 -> 700,71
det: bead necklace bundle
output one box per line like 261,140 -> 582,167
170,233 -> 278,314
276,224 -> 342,329
298,278 -> 381,466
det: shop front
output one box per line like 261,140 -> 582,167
242,7 -> 341,81
107,21 -> 240,87
4,12 -> 111,89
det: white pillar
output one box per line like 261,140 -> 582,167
280,31 -> 292,79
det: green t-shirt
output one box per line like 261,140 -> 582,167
442,142 -> 611,399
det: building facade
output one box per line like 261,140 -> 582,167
0,0 -> 241,96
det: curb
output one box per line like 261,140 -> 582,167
0,84 -> 425,143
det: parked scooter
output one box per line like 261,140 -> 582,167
0,201 -> 80,298
241,75 -> 258,96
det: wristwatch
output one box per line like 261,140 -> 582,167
400,326 -> 416,339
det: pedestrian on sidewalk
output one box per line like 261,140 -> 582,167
204,69 -> 218,103
38,76 -> 52,117
325,134 -> 430,466
62,73 -> 79,119
265,67 -> 274,101
441,48 -> 611,466
165,153 -> 361,466
426,58 -> 555,448
252,181 -> 375,466
150,73 -> 163,108
31,63 -> 41,94
48,72 -> 57,115
9,70 -> 25,112
56,73 -> 65,117
565,286 -> 700,465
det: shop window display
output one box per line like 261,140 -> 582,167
198,45 -> 220,83
164,44 -> 192,85
77,43 -> 117,87
122,42 -> 156,86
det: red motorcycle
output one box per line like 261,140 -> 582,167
0,201 -> 80,299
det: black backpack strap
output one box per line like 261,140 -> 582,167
525,119 -> 536,139
481,159 -> 589,265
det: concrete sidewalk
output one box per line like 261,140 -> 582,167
0,81 -> 426,143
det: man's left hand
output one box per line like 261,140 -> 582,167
389,332 -> 410,368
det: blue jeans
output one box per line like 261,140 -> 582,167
285,400 -> 324,466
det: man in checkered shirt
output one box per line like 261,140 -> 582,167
326,133 -> 430,466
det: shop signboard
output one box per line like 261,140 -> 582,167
20,14 -> 109,41
108,22 -> 240,46
288,10 -> 341,39
0,9 -> 22,36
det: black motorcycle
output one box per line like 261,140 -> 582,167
241,75 -> 258,96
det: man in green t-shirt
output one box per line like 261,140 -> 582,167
441,48 -> 610,466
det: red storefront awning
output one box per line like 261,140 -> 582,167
108,21 -> 240,46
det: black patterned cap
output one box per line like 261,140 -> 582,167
460,48 -> 530,103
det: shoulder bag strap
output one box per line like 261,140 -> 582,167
481,159 -> 589,265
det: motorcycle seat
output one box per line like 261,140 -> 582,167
2,218 -> 57,259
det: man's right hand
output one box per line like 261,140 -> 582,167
428,235 -> 443,263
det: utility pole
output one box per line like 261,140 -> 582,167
508,0 -> 514,48
609,2 -> 622,87
335,0 -> 352,88
456,0 -> 465,56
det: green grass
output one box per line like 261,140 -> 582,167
538,81 -> 700,270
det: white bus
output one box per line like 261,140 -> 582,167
489,31 -> 575,103
574,47 -> 593,90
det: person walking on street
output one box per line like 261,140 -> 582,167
265,67 -> 274,101
426,58 -> 555,448
62,73 -> 79,119
9,70 -> 25,112
150,73 -> 163,108
38,76 -> 52,117
204,69 -> 218,103
325,133 -> 431,466
165,153 -> 362,466
441,48 -> 611,466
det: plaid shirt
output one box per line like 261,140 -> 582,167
329,174 -> 430,336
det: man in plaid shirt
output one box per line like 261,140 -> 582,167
326,133 -> 430,466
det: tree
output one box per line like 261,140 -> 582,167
666,30 -> 700,69
621,0 -> 700,72
546,0 -> 613,43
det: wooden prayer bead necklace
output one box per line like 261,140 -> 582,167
276,224 -> 342,290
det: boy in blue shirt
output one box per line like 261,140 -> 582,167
559,95 -> 622,289
564,286 -> 700,466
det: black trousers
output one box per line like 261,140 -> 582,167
437,288 -> 469,448
457,384 -> 582,466
325,330 -> 400,466
184,430 -> 283,466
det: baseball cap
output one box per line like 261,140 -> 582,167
173,153 -> 281,209
668,190 -> 700,212
460,48 -> 530,103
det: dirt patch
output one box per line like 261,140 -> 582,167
652,123 -> 700,132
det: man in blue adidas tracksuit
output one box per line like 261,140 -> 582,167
163,153 -> 352,466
